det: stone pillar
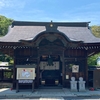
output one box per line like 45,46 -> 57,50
70,77 -> 77,91
78,77 -> 86,91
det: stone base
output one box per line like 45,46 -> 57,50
70,89 -> 77,92
79,89 -> 86,92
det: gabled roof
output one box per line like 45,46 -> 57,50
0,21 -> 100,43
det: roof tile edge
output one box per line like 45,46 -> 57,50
12,21 -> 90,27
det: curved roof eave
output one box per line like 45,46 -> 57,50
19,30 -> 83,44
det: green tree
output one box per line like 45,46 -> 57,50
87,26 -> 100,66
91,26 -> 100,37
0,15 -> 13,36
0,52 -> 14,65
87,53 -> 100,66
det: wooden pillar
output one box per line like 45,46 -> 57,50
85,49 -> 88,88
36,47 -> 40,88
16,80 -> 19,93
32,80 -> 34,92
86,59 -> 88,88
62,49 -> 65,87
13,49 -> 16,89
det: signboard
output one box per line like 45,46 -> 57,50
17,68 -> 35,80
40,61 -> 59,70
72,65 -> 79,73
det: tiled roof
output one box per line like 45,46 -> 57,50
0,21 -> 100,43
0,25 -> 45,42
58,26 -> 100,43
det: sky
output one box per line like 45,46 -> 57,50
0,0 -> 100,25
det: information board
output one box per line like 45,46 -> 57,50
17,68 -> 35,80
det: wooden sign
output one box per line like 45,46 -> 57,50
72,65 -> 79,73
40,61 -> 59,70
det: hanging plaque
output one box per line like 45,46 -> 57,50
72,65 -> 79,73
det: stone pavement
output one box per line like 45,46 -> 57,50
0,88 -> 100,99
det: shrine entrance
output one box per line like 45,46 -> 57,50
39,55 -> 62,86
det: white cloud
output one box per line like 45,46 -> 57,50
0,0 -> 26,10
0,0 -> 5,8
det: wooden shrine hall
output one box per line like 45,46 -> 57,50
0,21 -> 100,89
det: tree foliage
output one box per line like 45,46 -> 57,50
87,53 -> 100,66
0,52 -> 14,65
0,15 -> 13,36
91,26 -> 100,37
88,26 -> 100,66
0,15 -> 14,65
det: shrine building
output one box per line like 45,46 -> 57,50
0,21 -> 100,89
